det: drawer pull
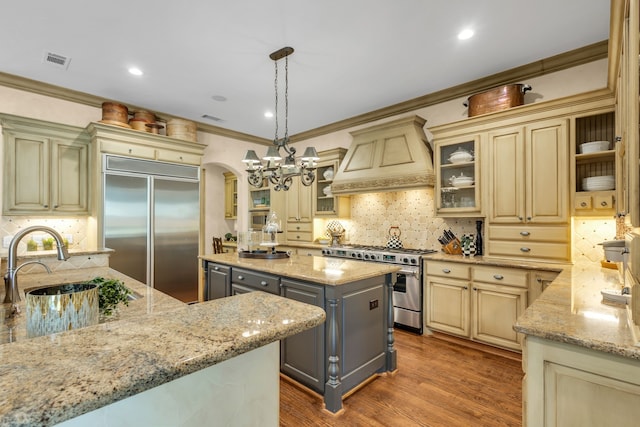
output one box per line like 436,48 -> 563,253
442,268 -> 451,274
520,231 -> 530,236
260,281 -> 268,286
237,275 -> 245,280
600,201 -> 608,207
580,202 -> 587,207
520,247 -> 531,253
493,274 -> 504,280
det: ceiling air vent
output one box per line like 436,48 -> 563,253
43,51 -> 71,70
202,114 -> 223,122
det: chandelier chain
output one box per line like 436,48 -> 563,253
284,54 -> 289,141
274,59 -> 278,142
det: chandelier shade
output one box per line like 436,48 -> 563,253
242,46 -> 319,191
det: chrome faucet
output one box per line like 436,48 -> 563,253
3,226 -> 70,311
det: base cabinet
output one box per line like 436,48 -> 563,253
280,279 -> 325,392
425,260 -> 528,351
205,262 -> 230,300
523,335 -> 640,427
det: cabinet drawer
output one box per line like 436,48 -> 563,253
425,261 -> 471,280
286,221 -> 312,232
487,240 -> 569,261
231,268 -> 280,295
488,225 -> 569,242
574,194 -> 593,210
473,265 -> 528,288
156,149 -> 201,165
100,140 -> 156,159
287,231 -> 313,242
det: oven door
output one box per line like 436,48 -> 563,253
393,267 -> 421,312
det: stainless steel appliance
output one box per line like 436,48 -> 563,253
322,245 -> 436,334
250,211 -> 268,229
102,155 -> 200,303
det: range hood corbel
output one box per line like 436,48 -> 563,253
331,115 -> 435,195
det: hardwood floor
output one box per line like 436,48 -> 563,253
280,330 -> 523,427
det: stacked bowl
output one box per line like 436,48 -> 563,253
582,175 -> 615,191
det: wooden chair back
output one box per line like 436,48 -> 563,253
212,237 -> 223,254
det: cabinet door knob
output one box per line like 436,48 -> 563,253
526,216 -> 532,221
214,266 -> 219,271
580,202 -> 587,207
53,204 -> 59,208
520,247 -> 531,253
520,231 -> 530,236
601,201 -> 608,207
518,216 -> 523,221
260,281 -> 268,286
442,268 -> 451,274
237,275 -> 244,280
43,204 -> 49,208
493,274 -> 504,280
472,287 -> 477,291
463,286 -> 468,290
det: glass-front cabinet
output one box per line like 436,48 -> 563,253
434,135 -> 481,216
313,148 -> 350,217
249,179 -> 270,211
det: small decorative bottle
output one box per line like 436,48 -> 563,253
475,220 -> 483,256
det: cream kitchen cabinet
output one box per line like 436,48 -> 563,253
224,172 -> 237,219
286,177 -> 313,243
488,119 -> 569,225
313,148 -> 350,218
1,114 -> 90,215
523,335 -> 640,427
87,122 -> 206,167
425,260 -> 528,351
434,134 -> 481,216
529,269 -> 560,305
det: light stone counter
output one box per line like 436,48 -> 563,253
200,252 -> 401,285
0,267 -> 325,426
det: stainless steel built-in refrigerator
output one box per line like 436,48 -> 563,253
102,155 -> 200,303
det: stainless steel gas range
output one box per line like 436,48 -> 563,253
322,245 -> 436,334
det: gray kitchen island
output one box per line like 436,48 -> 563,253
200,252 -> 400,413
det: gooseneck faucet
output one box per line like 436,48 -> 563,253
3,226 -> 70,311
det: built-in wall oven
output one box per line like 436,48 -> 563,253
322,245 -> 436,334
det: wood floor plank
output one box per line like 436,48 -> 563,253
280,330 -> 523,426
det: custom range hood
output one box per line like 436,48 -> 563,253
331,115 -> 435,195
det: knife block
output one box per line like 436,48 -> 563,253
443,238 -> 462,255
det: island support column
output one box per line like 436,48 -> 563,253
386,272 -> 397,372
324,297 -> 343,413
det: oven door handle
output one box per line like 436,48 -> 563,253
398,269 -> 419,277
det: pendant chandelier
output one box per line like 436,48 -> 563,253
242,46 -> 319,191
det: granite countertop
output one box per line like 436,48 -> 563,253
0,267 -> 325,426
200,253 -> 401,285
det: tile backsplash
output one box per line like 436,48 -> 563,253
322,188 -> 615,264
0,217 -> 88,256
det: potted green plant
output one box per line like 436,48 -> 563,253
88,276 -> 131,317
42,237 -> 55,250
27,238 -> 38,251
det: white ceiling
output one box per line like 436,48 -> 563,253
0,0 -> 610,140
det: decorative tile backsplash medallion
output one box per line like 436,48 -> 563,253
344,189 -> 478,250
0,217 -> 88,256
572,217 -> 617,264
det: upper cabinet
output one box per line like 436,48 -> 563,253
224,172 -> 237,219
571,111 -> 618,216
488,118 -> 569,225
2,114 -> 90,216
434,135 -> 481,216
613,0 -> 640,227
313,148 -> 350,218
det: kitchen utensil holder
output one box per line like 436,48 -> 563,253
443,238 -> 462,255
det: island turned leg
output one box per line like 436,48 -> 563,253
324,297 -> 343,413
386,273 -> 397,371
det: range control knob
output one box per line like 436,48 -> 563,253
410,258 -> 417,264
364,254 -> 370,260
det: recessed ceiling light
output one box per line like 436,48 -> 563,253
457,29 -> 474,40
264,111 -> 274,118
128,67 -> 143,76
211,95 -> 227,102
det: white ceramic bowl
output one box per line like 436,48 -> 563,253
582,175 -> 615,191
448,149 -> 474,164
323,168 -> 334,180
451,177 -> 474,187
580,140 -> 610,154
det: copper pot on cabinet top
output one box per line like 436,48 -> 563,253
464,84 -> 532,117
